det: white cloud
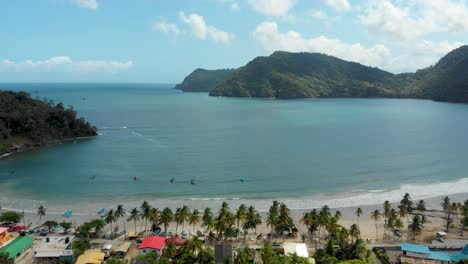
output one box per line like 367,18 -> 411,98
254,21 -> 391,68
310,9 -> 328,20
231,2 -> 240,12
179,12 -> 234,44
72,0 -> 98,10
153,21 -> 181,35
247,0 -> 296,17
0,56 -> 133,74
360,0 -> 468,41
325,0 -> 351,12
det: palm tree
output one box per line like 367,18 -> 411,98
160,207 -> 173,235
105,209 -> 116,234
243,206 -> 261,240
140,201 -> 151,236
398,204 -> 410,241
408,215 -> 423,240
301,209 -> 319,246
180,205 -> 190,232
260,241 -> 276,264
318,205 -> 331,240
148,207 -> 160,234
37,205 -> 46,226
234,246 -> 252,264
165,242 -> 177,259
115,205 -> 126,237
174,207 -> 183,235
182,237 -> 204,255
416,200 -> 426,211
383,200 -> 391,237
266,201 -> 279,238
277,203 -> 293,238
355,207 -> 363,227
189,209 -> 201,238
441,196 -> 451,214
334,210 -> 342,221
202,208 -> 214,233
128,207 -> 140,236
370,210 -> 381,240
349,224 -> 360,242
235,204 -> 247,241
216,202 -> 234,240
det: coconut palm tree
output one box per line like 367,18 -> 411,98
301,209 -> 319,246
202,208 -> 214,233
277,203 -> 293,238
180,205 -> 190,232
235,204 -> 247,241
128,207 -> 140,236
234,246 -> 252,264
355,207 -> 363,227
216,202 -> 234,240
349,224 -> 360,242
160,207 -> 173,235
165,242 -> 177,259
189,209 -> 201,238
416,200 -> 426,211
398,204 -> 410,241
140,201 -> 151,235
182,236 -> 204,255
266,201 -> 279,238
334,210 -> 342,221
148,207 -> 160,234
174,207 -> 183,235
408,215 -> 423,240
383,200 -> 391,237
243,206 -> 261,240
105,209 -> 116,234
260,241 -> 276,264
318,205 -> 331,240
370,209 -> 381,240
115,205 -> 126,237
38,205 -> 46,226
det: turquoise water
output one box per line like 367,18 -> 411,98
1,83 -> 468,211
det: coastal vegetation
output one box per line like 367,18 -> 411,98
0,90 -> 97,156
175,68 -> 235,92
177,45 -> 468,104
1,194 -> 466,263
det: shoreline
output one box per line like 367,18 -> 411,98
0,135 -> 97,161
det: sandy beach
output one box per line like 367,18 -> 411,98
3,192 -> 466,246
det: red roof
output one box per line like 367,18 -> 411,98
138,236 -> 166,250
166,237 -> 188,246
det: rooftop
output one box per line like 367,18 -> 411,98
76,250 -> 105,264
451,244 -> 468,262
138,236 -> 166,251
401,243 -> 431,254
0,235 -> 33,259
284,242 -> 309,258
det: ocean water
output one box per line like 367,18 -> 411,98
0,83 -> 467,212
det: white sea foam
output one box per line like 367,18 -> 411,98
1,178 -> 467,214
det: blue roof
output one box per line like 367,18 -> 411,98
401,243 -> 430,254
451,244 -> 468,261
428,251 -> 451,262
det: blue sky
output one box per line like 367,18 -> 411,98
1,0 -> 467,83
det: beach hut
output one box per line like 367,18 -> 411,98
400,243 -> 451,264
113,242 -> 131,258
0,235 -> 33,260
76,249 -> 105,264
33,236 -> 75,263
0,227 -> 11,245
138,236 -> 166,256
166,237 -> 188,247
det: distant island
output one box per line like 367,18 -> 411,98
0,91 -> 97,157
175,68 -> 235,92
176,45 -> 468,103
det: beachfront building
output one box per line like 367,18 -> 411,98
283,242 -> 314,263
0,227 -> 11,246
400,243 -> 451,264
0,234 -> 33,260
451,244 -> 468,262
113,242 -> 131,258
33,236 -> 75,263
138,236 -> 166,256
75,249 -> 105,264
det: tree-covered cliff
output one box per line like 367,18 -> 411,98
0,90 -> 97,155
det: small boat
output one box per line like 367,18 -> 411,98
90,175 -> 96,180
63,210 -> 73,217
98,208 -> 105,215
190,178 -> 195,185
240,178 -> 245,183
133,176 -> 140,181
170,177 -> 174,183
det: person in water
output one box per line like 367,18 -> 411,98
170,177 -> 174,183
